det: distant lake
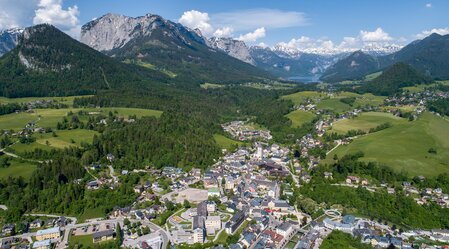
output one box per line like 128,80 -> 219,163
288,75 -> 322,83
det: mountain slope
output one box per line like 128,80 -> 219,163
208,37 -> 255,65
81,13 -> 269,84
0,28 -> 23,57
0,24 -> 167,97
321,33 -> 449,83
361,62 -> 432,95
382,33 -> 449,79
249,46 -> 341,79
320,51 -> 381,82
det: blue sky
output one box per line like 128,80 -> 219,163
1,0 -> 449,50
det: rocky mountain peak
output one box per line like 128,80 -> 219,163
81,13 -> 206,52
0,27 -> 24,57
207,37 -> 255,65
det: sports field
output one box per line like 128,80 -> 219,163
285,110 -> 316,128
326,112 -> 449,177
328,112 -> 406,134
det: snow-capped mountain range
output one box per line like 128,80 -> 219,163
0,13 -> 408,81
271,42 -> 403,57
0,28 -> 23,57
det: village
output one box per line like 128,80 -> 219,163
2,106 -> 449,249
1,87 -> 449,249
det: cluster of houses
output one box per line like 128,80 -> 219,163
402,182 -> 449,208
222,121 -> 272,141
385,90 -> 449,108
300,215 -> 412,249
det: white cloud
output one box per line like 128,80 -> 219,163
416,27 -> 449,39
0,0 -> 38,30
212,9 -> 307,32
257,42 -> 268,48
178,10 -> 213,35
360,27 -> 392,42
425,3 -> 432,8
237,27 -> 266,42
213,27 -> 233,38
33,0 -> 81,38
275,27 -> 407,54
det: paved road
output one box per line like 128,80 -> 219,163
3,216 -> 168,249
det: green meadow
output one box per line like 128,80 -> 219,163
328,112 -> 406,134
0,157 -> 37,180
285,110 -> 316,128
282,91 -> 385,112
0,107 -> 162,131
0,95 -> 92,107
213,134 -> 244,151
326,112 -> 449,177
281,91 -> 325,105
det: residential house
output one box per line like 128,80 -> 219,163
32,239 -> 51,249
36,227 -> 61,241
92,229 -> 115,243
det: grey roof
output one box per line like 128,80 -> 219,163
92,229 -> 115,239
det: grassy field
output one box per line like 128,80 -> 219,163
77,208 -> 105,222
0,113 -> 37,131
317,98 -> 352,113
124,59 -> 177,78
0,95 -> 92,107
10,129 -> 99,154
325,112 -> 449,177
282,91 -> 385,111
0,107 -> 162,131
281,91 -> 325,105
35,130 -> 99,149
285,110 -> 316,128
69,235 -> 95,248
328,112 -> 406,134
0,157 -> 37,180
364,71 -> 382,81
214,134 -> 244,151
403,81 -> 449,93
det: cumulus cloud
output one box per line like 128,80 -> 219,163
425,3 -> 432,8
278,36 -> 335,51
0,0 -> 38,30
213,27 -> 233,38
178,10 -> 213,35
212,9 -> 307,32
237,27 -> 266,42
33,0 -> 81,38
416,27 -> 449,39
360,27 -> 392,42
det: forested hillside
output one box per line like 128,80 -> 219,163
0,24 -> 168,98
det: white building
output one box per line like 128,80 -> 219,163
193,228 -> 204,243
205,216 -> 222,232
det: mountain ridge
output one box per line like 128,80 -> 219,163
321,33 -> 449,82
0,24 -> 168,97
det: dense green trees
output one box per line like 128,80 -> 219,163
427,98 -> 449,116
321,230 -> 372,249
